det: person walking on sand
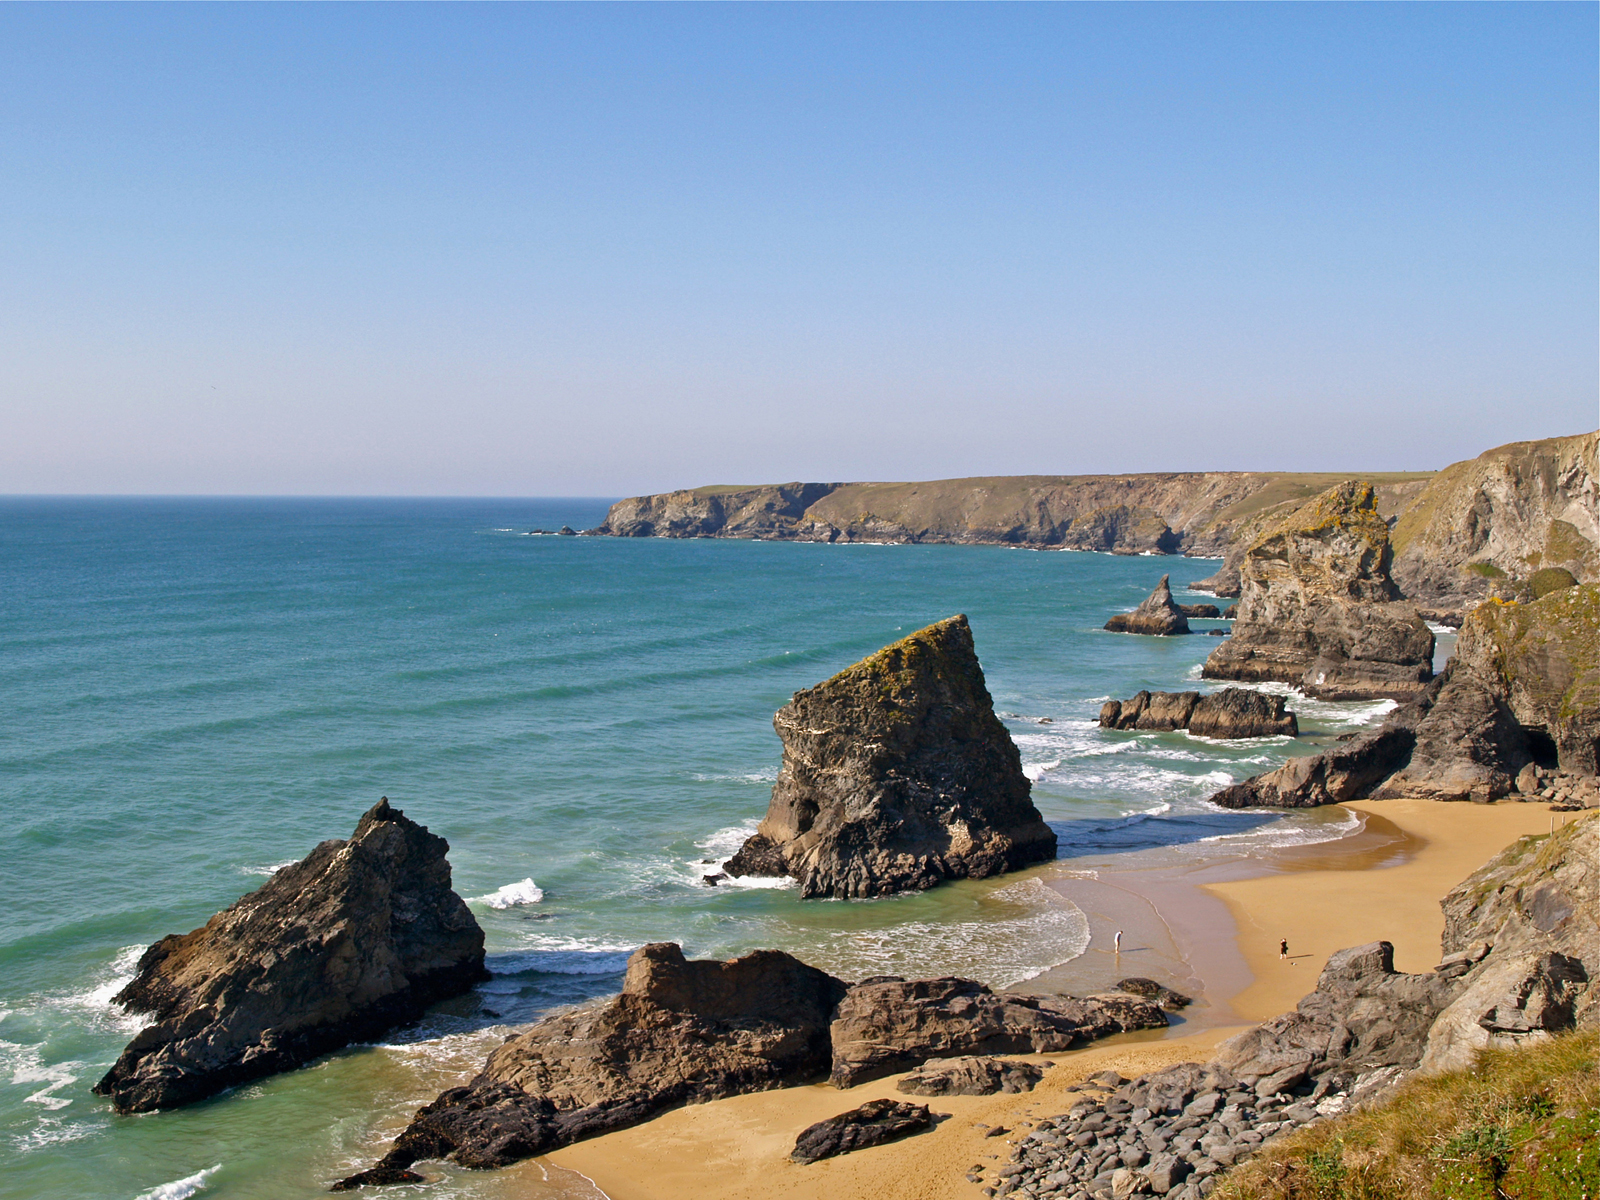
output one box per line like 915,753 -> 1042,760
1114,930 -> 1122,954
1280,939 -> 1288,960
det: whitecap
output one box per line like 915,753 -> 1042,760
134,1164 -> 222,1200
240,859 -> 297,877
1023,760 -> 1062,782
691,769 -> 778,784
475,878 -> 545,909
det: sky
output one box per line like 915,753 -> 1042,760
2,3 -> 1595,497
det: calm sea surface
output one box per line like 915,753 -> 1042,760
0,498 -> 1409,1200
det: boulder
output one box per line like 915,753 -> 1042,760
829,976 -> 1165,1088
724,616 -> 1056,899
1177,603 -> 1222,619
1099,689 -> 1297,739
94,799 -> 487,1114
895,1056 -> 1045,1096
791,1099 -> 934,1164
1202,481 -> 1435,701
335,943 -> 848,1187
1115,978 -> 1193,1011
1104,576 -> 1191,636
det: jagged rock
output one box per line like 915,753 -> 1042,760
724,616 -> 1056,899
1368,660 -> 1532,800
1202,481 -> 1435,701
1390,431 -> 1599,610
1116,978 -> 1193,1011
1177,603 -> 1222,618
1104,576 -> 1191,636
829,976 -> 1165,1089
791,1099 -> 934,1164
1099,689 -> 1297,739
335,944 -> 848,1187
94,799 -> 486,1114
1454,584 -> 1600,773
1222,603 -> 1238,618
896,1056 -> 1046,1096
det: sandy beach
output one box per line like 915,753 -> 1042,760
543,796 -> 1568,1200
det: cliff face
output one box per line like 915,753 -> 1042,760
724,615 -> 1057,899
1390,431 -> 1600,611
1201,481 -> 1435,701
94,800 -> 487,1113
595,472 -> 1436,556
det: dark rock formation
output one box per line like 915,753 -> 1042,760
791,1099 -> 934,1164
94,799 -> 486,1114
1177,603 -> 1221,618
335,943 -> 849,1187
828,976 -> 1165,1089
1116,978 -> 1193,1011
895,1056 -> 1045,1097
1098,688 -> 1297,739
1201,481 -> 1435,701
1103,576 -> 1190,636
724,616 -> 1056,899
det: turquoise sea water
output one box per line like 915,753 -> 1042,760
0,499 -> 1404,1200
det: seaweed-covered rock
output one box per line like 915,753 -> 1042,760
335,943 -> 848,1187
1202,482 -> 1434,701
1104,575 -> 1191,636
94,799 -> 486,1114
791,1099 -> 934,1164
724,616 -> 1056,899
829,976 -> 1165,1088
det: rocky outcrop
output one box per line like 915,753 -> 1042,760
596,470 -> 1438,556
1099,688 -> 1297,739
1201,482 -> 1435,701
1177,603 -> 1221,619
896,1056 -> 1045,1097
828,976 -> 1165,1089
1390,431 -> 1599,609
724,616 -> 1056,899
335,943 -> 849,1187
94,799 -> 486,1114
1116,978 -> 1193,1011
791,1099 -> 935,1164
1104,576 -> 1190,636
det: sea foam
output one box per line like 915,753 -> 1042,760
476,878 -> 545,909
134,1164 -> 222,1200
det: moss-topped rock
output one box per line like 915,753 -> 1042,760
725,615 -> 1056,898
1202,480 -> 1435,700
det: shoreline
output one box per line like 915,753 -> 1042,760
540,797 -> 1563,1200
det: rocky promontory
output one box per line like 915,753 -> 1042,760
1103,576 -> 1190,636
95,799 -> 487,1114
1099,689 -> 1297,739
724,616 -> 1057,898
1201,481 -> 1435,701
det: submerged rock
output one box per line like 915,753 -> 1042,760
1099,688 -> 1297,739
95,799 -> 487,1114
1104,575 -> 1191,636
791,1099 -> 935,1164
1202,481 -> 1435,701
724,615 -> 1056,899
829,976 -> 1165,1089
335,943 -> 849,1187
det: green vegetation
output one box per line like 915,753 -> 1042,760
1212,1030 -> 1599,1200
1529,567 -> 1579,599
1467,561 -> 1507,579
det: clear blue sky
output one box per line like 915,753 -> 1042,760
3,3 -> 1595,495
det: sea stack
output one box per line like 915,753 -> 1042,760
724,615 -> 1056,899
1103,575 -> 1190,636
1201,481 -> 1435,700
94,799 -> 487,1114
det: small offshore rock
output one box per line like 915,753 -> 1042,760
1105,576 -> 1191,636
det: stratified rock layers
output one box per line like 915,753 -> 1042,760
1099,688 -> 1298,739
1103,575 -> 1191,636
95,799 -> 487,1114
725,615 -> 1056,899
1202,481 -> 1434,701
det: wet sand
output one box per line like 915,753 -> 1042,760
542,797 -> 1566,1200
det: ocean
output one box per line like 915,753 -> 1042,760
0,498 -> 1420,1200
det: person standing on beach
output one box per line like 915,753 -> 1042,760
1114,930 -> 1122,954
1280,939 -> 1288,959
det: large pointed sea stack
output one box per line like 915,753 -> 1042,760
1103,574 -> 1190,635
725,615 -> 1056,898
95,799 -> 488,1114
1202,480 -> 1434,700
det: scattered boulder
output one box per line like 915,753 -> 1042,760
1104,575 -> 1191,636
94,799 -> 487,1114
334,943 -> 848,1187
896,1056 -> 1045,1097
1202,481 -> 1435,701
1116,978 -> 1193,1010
829,976 -> 1165,1089
724,615 -> 1056,899
791,1098 -> 935,1164
1099,688 -> 1297,739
